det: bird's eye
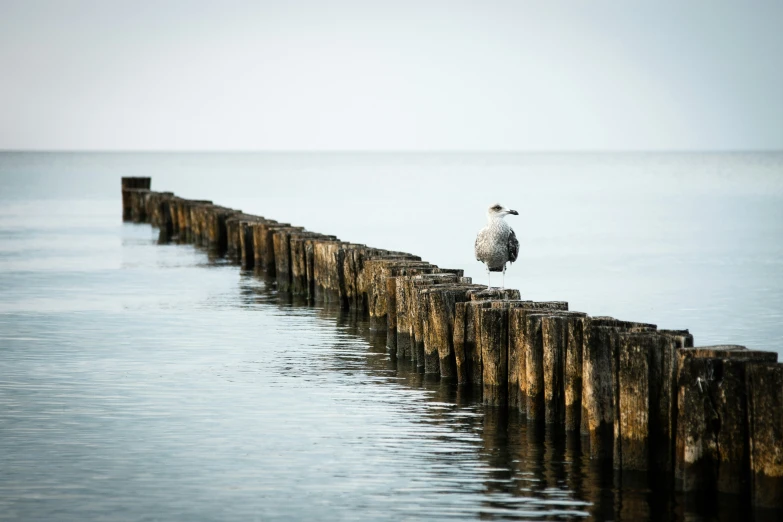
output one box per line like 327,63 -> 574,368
492,205 -> 502,211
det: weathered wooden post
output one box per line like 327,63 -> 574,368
505,303 -> 569,415
613,331 -> 662,470
239,219 -> 265,269
746,362 -> 783,508
581,317 -> 655,461
478,306 -> 509,405
425,283 -> 478,379
363,259 -> 431,332
376,262 -> 435,351
250,220 -> 275,270
410,274 -> 462,370
451,289 -> 520,386
290,233 -> 338,296
176,199 -> 210,243
396,273 -> 458,361
347,249 -> 422,313
261,223 -> 300,275
208,206 -> 241,253
674,346 -> 778,495
542,312 -> 587,427
312,240 -> 348,304
650,329 -> 693,474
224,214 -> 260,264
121,177 -> 151,221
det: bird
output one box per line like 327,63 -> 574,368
474,203 -> 519,290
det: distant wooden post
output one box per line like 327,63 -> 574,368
121,177 -> 151,221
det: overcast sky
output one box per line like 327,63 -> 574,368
1,0 -> 781,151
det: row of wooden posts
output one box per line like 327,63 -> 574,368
122,177 -> 782,509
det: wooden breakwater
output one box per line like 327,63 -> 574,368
122,177 -> 783,509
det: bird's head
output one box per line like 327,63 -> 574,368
487,203 -> 519,219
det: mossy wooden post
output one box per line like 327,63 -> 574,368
746,363 -> 783,508
674,346 -> 778,495
542,312 -> 587,427
121,177 -> 151,221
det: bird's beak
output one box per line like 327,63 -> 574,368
508,209 -> 519,216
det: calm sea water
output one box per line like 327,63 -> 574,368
1,151 -> 782,521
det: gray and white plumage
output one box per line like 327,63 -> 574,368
475,203 -> 519,288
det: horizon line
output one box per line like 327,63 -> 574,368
1,148 -> 782,154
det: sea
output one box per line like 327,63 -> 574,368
1,151 -> 781,521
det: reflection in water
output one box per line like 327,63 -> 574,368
233,265 -> 771,522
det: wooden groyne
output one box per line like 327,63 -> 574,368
123,178 -> 783,509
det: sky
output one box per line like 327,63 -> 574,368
1,0 -> 781,151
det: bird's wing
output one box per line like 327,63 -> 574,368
507,229 -> 519,263
474,233 -> 481,261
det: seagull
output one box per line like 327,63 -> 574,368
474,203 -> 519,289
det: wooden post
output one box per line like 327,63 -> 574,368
290,233 -> 337,296
381,263 -> 436,352
451,290 -> 523,387
426,284 -> 479,379
478,306 -> 509,406
651,329 -> 694,474
746,363 -> 783,508
121,177 -> 151,221
363,258 -> 429,331
272,227 -> 317,292
261,222 -> 299,275
581,317 -> 656,461
542,312 -> 587,427
613,331 -> 667,471
239,219 -> 262,269
410,274 -> 461,370
674,346 -> 778,494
